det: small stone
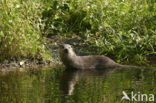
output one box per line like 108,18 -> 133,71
19,61 -> 25,66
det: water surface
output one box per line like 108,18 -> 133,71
0,67 -> 156,103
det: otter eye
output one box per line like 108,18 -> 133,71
64,48 -> 68,53
69,45 -> 72,48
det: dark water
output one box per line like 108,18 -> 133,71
0,67 -> 156,103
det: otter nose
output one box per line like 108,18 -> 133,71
64,48 -> 68,53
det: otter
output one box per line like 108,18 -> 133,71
59,44 -> 152,70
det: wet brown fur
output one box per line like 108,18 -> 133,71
59,44 -> 153,70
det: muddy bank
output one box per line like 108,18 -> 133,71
0,60 -> 58,72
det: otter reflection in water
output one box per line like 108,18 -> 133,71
60,68 -> 115,95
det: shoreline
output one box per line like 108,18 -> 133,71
0,60 -> 59,72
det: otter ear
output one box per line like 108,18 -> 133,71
70,45 -> 73,48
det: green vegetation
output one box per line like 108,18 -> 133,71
0,0 -> 156,64
0,0 -> 51,62
43,0 -> 156,63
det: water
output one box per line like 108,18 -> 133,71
0,67 -> 156,103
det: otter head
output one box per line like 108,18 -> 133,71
59,44 -> 77,67
59,44 -> 75,55
61,44 -> 72,53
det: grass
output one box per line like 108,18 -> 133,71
0,0 -> 51,62
43,0 -> 156,64
0,0 -> 155,64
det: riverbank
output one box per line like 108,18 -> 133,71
0,60 -> 55,72
0,0 -> 155,71
1,35 -> 156,71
